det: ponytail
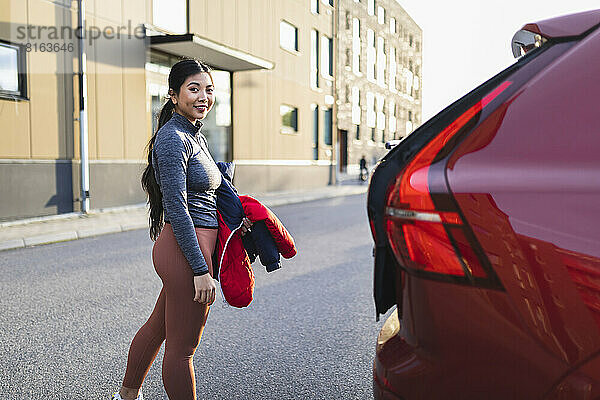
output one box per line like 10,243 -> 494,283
141,98 -> 175,240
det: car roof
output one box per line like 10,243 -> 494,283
521,9 -> 600,38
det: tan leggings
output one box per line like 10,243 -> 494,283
122,223 -> 217,400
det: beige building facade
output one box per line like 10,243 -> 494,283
0,0 -> 338,221
0,0 -> 421,222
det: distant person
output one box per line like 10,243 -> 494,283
359,155 -> 368,181
111,59 -> 252,400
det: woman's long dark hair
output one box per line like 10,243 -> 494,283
141,59 -> 213,240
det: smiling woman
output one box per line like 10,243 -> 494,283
169,72 -> 215,123
111,59 -> 235,400
146,52 -> 233,162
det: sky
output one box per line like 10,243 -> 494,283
395,0 -> 600,121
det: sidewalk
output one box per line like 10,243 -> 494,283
0,179 -> 368,252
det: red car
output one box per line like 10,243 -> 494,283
368,10 -> 600,399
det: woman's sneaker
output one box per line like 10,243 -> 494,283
111,392 -> 143,400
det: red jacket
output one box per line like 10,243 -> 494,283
215,195 -> 296,307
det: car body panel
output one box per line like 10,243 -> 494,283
545,352 -> 600,399
447,26 -> 600,365
522,9 -> 600,38
374,280 -> 571,399
371,12 -> 600,400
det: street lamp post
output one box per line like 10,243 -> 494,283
77,0 -> 90,213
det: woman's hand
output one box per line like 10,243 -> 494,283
193,274 -> 217,305
240,217 -> 253,236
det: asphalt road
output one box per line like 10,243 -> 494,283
0,194 -> 387,399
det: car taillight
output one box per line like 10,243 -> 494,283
384,82 -> 511,285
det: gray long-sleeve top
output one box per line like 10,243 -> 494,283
152,112 -> 222,275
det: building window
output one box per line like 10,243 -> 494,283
345,48 -> 351,67
377,36 -> 385,86
368,0 -> 375,16
281,104 -> 298,133
321,36 -> 333,78
371,128 -> 376,141
310,29 -> 319,88
352,87 -> 361,125
377,6 -> 385,24
394,105 -> 400,139
389,46 -> 396,91
388,100 -> 396,135
204,70 -> 233,161
312,104 -> 319,159
409,34 -> 414,47
366,91 -> 375,128
416,41 -> 421,52
405,65 -> 413,96
311,0 -> 319,14
345,11 -> 351,30
355,125 -> 360,140
352,18 -> 361,75
324,108 -> 333,146
321,0 -> 333,6
390,17 -> 396,34
153,0 -> 187,34
366,29 -> 375,82
0,41 -> 27,99
376,94 -> 385,131
280,21 -> 298,52
406,120 -> 413,135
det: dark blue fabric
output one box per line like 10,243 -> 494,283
217,161 -> 236,182
215,162 -> 244,231
248,221 -> 281,272
241,222 -> 281,272
214,162 -> 282,273
241,232 -> 258,263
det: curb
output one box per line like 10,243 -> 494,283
0,187 -> 367,252
23,231 -> 78,247
265,190 -> 366,207
0,221 -> 152,252
0,239 -> 25,251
